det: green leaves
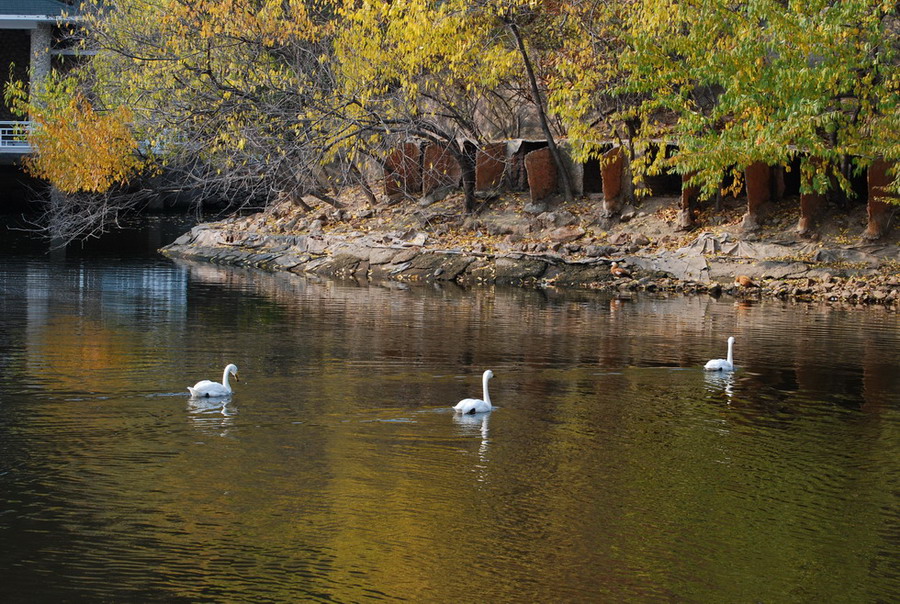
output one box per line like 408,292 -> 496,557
620,0 -> 899,197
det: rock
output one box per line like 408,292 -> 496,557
594,216 -> 616,230
609,232 -> 630,246
584,245 -> 613,257
620,205 -> 637,222
503,233 -> 525,247
306,237 -> 328,255
493,257 -> 547,284
406,232 -> 428,246
542,264 -> 610,285
548,226 -> 586,244
324,254 -> 364,277
758,260 -> 810,279
407,253 -> 472,281
537,210 -> 577,227
170,232 -> 192,246
632,233 -> 651,246
389,261 -> 412,275
392,247 -> 420,264
368,248 -> 397,265
813,248 -> 880,266
486,216 -> 527,236
524,201 -> 548,215
419,185 -> 455,207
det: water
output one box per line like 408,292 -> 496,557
1,218 -> 898,602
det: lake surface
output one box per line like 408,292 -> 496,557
1,218 -> 898,602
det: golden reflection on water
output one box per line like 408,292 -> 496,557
0,258 -> 898,601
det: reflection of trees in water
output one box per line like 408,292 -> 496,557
13,261 -> 189,394
4,256 -> 896,601
178,259 -> 898,410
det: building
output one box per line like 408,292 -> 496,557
0,0 -> 80,161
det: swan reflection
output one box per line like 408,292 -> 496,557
453,409 -> 490,430
187,396 -> 237,434
452,411 -> 491,474
704,370 -> 735,400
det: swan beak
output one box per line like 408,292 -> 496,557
233,373 -> 240,382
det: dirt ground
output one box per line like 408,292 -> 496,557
249,186 -> 899,273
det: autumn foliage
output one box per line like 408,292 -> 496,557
4,0 -> 899,241
22,93 -> 143,194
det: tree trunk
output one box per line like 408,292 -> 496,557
507,20 -> 573,203
741,161 -> 771,231
459,140 -> 478,214
797,192 -> 824,237
287,191 -> 313,212
349,162 -> 377,206
622,119 -> 641,204
308,189 -> 345,209
864,159 -> 896,240
676,172 -> 698,231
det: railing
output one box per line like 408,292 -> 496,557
0,121 -> 32,152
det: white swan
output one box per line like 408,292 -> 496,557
188,364 -> 239,398
704,337 -> 735,371
453,369 -> 494,414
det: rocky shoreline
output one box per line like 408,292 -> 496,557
161,216 -> 900,307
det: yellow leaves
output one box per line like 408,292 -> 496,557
336,0 -> 525,122
25,94 -> 144,194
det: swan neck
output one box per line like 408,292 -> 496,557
222,367 -> 231,389
482,374 -> 492,405
726,340 -> 734,364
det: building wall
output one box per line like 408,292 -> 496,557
0,30 -> 31,120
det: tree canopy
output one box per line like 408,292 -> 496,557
617,0 -> 900,199
5,0 -> 899,241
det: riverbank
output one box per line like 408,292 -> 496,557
161,188 -> 900,307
